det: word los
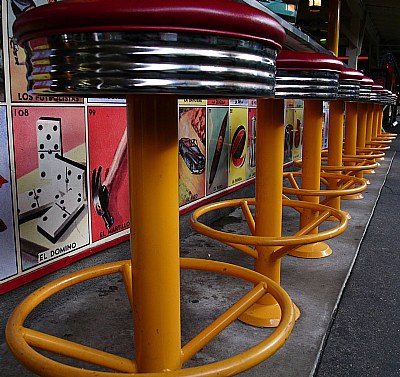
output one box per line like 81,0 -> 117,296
17,92 -> 81,102
38,242 -> 77,262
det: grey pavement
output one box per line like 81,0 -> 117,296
315,135 -> 400,377
1,132 -> 399,377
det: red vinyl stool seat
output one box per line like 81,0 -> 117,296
275,51 -> 344,99
14,0 -> 285,97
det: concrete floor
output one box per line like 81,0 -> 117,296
0,144 -> 395,377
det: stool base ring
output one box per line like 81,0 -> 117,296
191,199 -> 348,249
6,259 -> 295,377
282,171 -> 367,198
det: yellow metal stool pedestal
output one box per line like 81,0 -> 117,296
275,51 -> 345,259
290,67 -> 368,220
191,96 -> 348,326
8,2 -> 296,376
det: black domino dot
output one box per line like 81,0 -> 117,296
41,172 -> 46,178
38,124 -> 43,130
40,153 -> 45,159
46,134 -> 51,140
53,125 -> 58,131
43,216 -> 48,221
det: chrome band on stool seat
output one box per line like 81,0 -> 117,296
338,80 -> 360,101
359,76 -> 373,102
275,70 -> 339,99
24,32 -> 278,96
370,84 -> 383,103
337,68 -> 362,101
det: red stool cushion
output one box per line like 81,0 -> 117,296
339,68 -> 363,81
360,76 -> 374,86
14,0 -> 286,49
277,51 -> 343,73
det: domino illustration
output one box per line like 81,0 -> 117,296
55,154 -> 86,199
17,186 -> 60,223
37,190 -> 85,243
37,117 -> 63,180
20,116 -> 87,244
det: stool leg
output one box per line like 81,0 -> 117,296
364,103 -> 376,174
357,102 -> 368,149
377,105 -> 384,136
343,102 -> 364,200
290,100 -> 332,258
372,104 -> 379,140
366,103 -> 374,144
371,104 -> 385,162
325,100 -> 347,216
356,102 -> 368,182
240,98 -> 299,327
127,95 -> 182,372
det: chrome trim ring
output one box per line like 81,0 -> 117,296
370,91 -> 381,103
274,70 -> 339,99
359,85 -> 372,102
338,80 -> 360,101
24,32 -> 279,97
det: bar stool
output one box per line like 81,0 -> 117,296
287,67 -> 367,220
276,51 -> 350,258
384,92 -> 399,137
337,69 -> 376,200
359,84 -> 391,174
371,88 -> 396,142
367,85 -> 392,143
7,1 -> 296,376
349,76 -> 379,184
340,76 -> 385,199
191,50 -> 348,326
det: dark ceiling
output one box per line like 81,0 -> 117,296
295,0 -> 400,70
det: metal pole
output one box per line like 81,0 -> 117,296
364,103 -> 376,174
240,98 -> 289,327
343,102 -> 364,199
372,104 -> 379,139
366,103 -> 374,143
356,102 -> 368,180
327,0 -> 341,56
290,100 -> 332,258
127,94 -> 182,372
326,99 -> 344,210
377,104 -> 384,136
